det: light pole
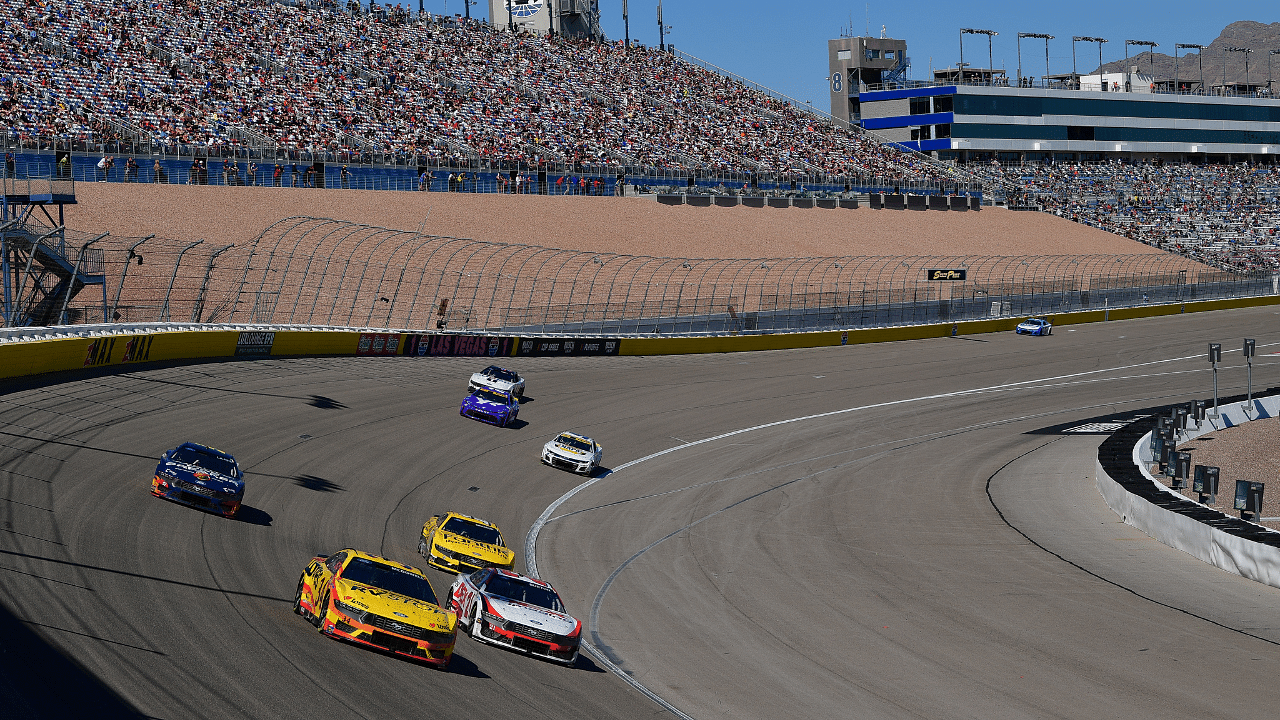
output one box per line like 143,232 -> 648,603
1176,43 -> 1205,94
962,28 -> 998,85
1222,46 -> 1251,95
1125,40 -> 1158,81
1018,32 -> 1053,88
1270,49 -> 1280,97
657,0 -> 669,53
1073,36 -> 1108,83
1228,47 -> 1253,95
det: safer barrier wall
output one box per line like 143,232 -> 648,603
1096,393 -> 1280,588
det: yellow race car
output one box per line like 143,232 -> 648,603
293,548 -> 456,669
419,512 -> 515,574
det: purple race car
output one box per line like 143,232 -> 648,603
460,387 -> 520,427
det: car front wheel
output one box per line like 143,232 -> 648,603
471,603 -> 485,640
314,588 -> 328,630
293,576 -> 306,616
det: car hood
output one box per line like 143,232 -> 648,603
472,374 -> 518,390
462,395 -> 511,411
437,531 -> 514,564
156,461 -> 243,493
335,579 -> 455,632
484,595 -> 578,635
544,441 -> 590,458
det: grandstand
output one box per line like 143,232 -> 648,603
0,0 -> 972,194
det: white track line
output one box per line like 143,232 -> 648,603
523,343 -> 1272,719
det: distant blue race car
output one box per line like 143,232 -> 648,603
151,442 -> 245,518
460,387 -> 520,427
1015,317 -> 1053,336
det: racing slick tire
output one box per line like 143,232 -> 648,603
418,536 -> 428,558
1047,327 -> 1052,335
314,588 -> 329,631
293,576 -> 306,617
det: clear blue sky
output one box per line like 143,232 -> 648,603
456,1 -> 1278,109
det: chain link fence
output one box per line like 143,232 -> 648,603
10,217 -> 1276,335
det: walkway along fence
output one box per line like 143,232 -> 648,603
7,217 -> 1275,334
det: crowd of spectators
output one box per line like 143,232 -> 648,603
988,160 -> 1280,272
0,0 -> 962,187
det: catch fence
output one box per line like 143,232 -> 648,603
6,217 -> 1274,335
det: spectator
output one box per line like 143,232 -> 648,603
4,151 -> 14,179
154,159 -> 168,184
341,164 -> 350,189
247,161 -> 258,186
98,155 -> 113,182
273,164 -> 283,187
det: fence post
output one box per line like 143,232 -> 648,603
161,239 -> 203,322
191,244 -> 234,322
112,234 -> 153,322
58,233 -> 108,325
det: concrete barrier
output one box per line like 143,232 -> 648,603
839,198 -> 860,210
869,194 -> 882,209
884,194 -> 906,210
816,198 -> 838,209
906,195 -> 927,211
949,196 -> 968,211
714,196 -> 740,208
657,194 -> 684,206
685,195 -> 712,207
792,198 -> 816,209
741,196 -> 765,208
1097,394 -> 1280,589
767,197 -> 791,209
928,196 -> 949,211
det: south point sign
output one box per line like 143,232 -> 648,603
926,269 -> 967,281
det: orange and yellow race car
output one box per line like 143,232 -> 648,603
419,512 -> 515,574
293,548 -> 456,669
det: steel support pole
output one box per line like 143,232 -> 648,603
161,239 -> 203,322
112,234 -> 152,322
9,226 -> 65,327
58,233 -> 108,325
191,244 -> 233,323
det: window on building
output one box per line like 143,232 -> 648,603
910,126 -> 932,141
866,49 -> 881,60
909,97 -> 931,115
934,124 -> 951,138
885,50 -> 895,60
1067,126 -> 1095,141
933,95 -> 953,113
837,50 -> 851,60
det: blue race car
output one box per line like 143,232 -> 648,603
460,387 -> 520,427
151,442 -> 245,518
1014,317 -> 1053,336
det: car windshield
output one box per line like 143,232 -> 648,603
169,447 -> 236,476
485,366 -> 519,382
340,557 -> 439,605
484,576 -> 565,612
442,517 -> 504,546
473,388 -> 510,403
1024,319 -> 1044,325
557,435 -> 593,452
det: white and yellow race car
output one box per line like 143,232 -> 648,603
541,431 -> 603,475
419,512 -> 515,574
293,548 -> 456,668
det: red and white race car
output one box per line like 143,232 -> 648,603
448,567 -> 580,665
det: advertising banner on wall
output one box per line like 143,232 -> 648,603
235,331 -> 276,357
401,334 -> 515,358
515,337 -> 621,357
357,332 -> 401,356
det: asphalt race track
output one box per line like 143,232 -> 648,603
4,306 -> 1280,719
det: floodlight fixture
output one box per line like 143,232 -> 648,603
1072,36 -> 1108,77
961,28 -> 998,85
1018,32 -> 1053,86
1176,43 -> 1206,94
1125,40 -> 1158,77
1223,47 -> 1253,95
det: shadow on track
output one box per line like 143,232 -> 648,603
0,599 -> 149,718
293,474 -> 344,493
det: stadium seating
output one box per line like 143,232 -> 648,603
0,0 -> 960,188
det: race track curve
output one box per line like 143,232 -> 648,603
3,305 -> 1280,719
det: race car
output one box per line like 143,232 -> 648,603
460,386 -> 520,427
419,512 -> 515,574
469,365 -> 525,398
1015,317 -> 1053,336
541,431 -> 603,475
293,548 -> 457,669
449,567 -> 581,666
150,442 -> 244,518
